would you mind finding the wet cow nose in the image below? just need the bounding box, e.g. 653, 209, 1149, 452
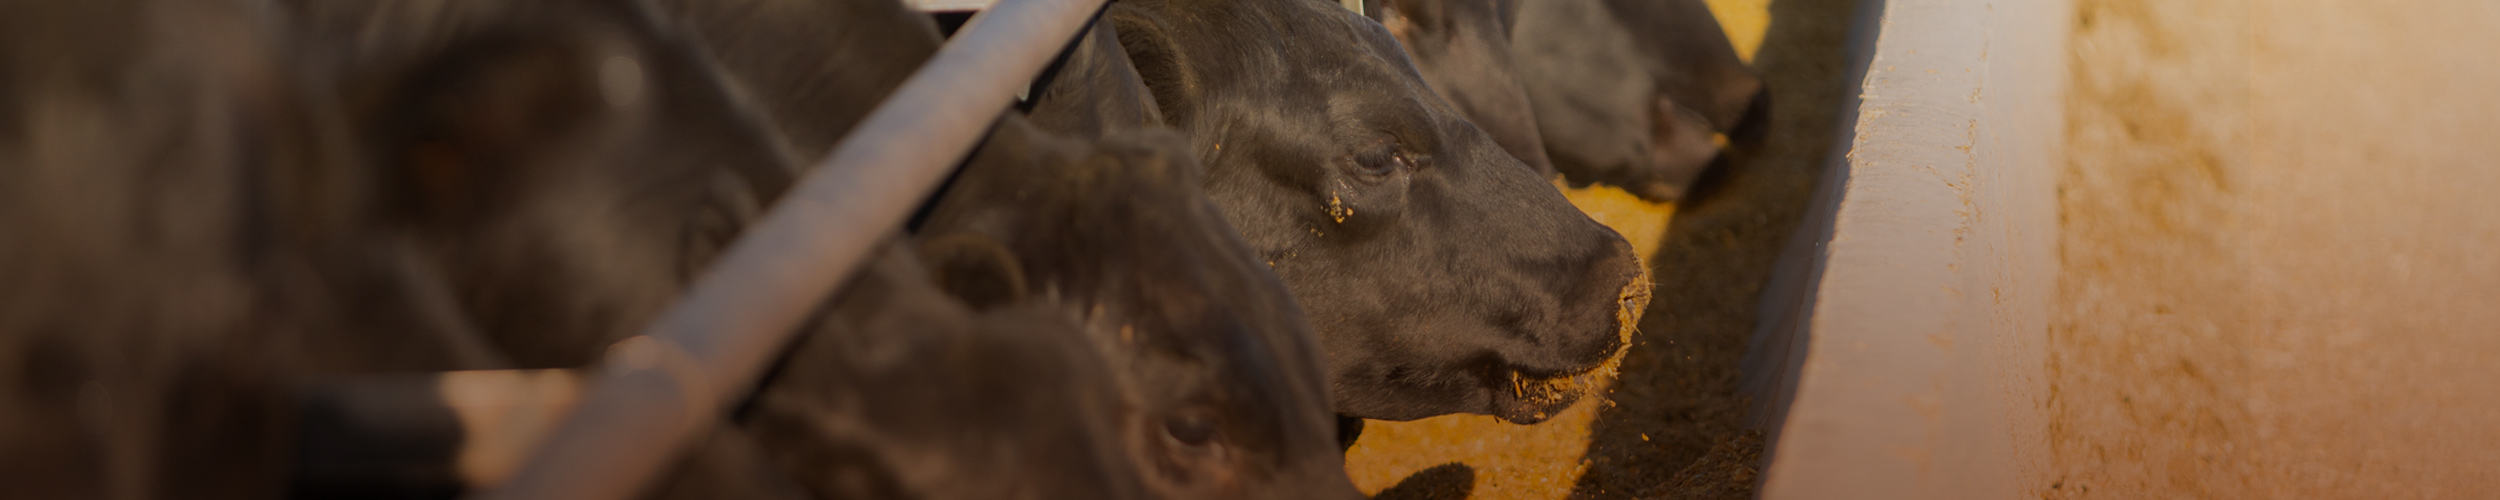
1523, 228, 1646, 375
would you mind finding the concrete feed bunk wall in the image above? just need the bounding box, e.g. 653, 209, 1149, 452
1752, 0, 2069, 498
1761, 1, 2500, 497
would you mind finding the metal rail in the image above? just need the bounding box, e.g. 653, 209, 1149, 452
464, 0, 1107, 497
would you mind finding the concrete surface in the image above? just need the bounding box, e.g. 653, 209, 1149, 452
1753, 0, 2070, 498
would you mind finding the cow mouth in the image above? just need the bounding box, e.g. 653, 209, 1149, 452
1491, 266, 1651, 424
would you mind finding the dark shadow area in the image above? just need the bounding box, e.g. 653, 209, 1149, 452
1372, 463, 1477, 500
1566, 0, 1864, 498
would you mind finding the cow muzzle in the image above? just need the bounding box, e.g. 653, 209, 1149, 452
1491, 263, 1649, 424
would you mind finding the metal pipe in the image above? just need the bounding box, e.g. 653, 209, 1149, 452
464, 0, 1108, 497
296, 370, 585, 495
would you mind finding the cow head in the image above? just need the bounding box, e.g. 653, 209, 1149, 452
294, 0, 801, 368
654, 1, 1358, 497
1363, 0, 1554, 176
730, 244, 1158, 500
1023, 17, 1169, 136
1102, 0, 1649, 424
918, 120, 1361, 499
1510, 0, 1764, 202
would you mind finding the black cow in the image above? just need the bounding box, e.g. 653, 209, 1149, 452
281, 0, 804, 370
1360, 0, 1554, 175
0, 1, 1185, 499
0, 1, 314, 497
1089, 0, 1651, 424
664, 242, 1161, 500
280, 0, 1269, 498
1509, 0, 1764, 201
0, 0, 790, 495
271, 2, 823, 495
916, 120, 1361, 499
659, 0, 1359, 497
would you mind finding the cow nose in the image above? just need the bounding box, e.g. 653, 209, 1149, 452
1488, 232, 1645, 423
1497, 232, 1642, 399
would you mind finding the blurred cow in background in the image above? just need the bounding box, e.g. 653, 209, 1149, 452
1510, 0, 1765, 201
2, 0, 1313, 498
1359, 0, 1765, 202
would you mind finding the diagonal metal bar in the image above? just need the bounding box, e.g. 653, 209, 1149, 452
464, 0, 1107, 498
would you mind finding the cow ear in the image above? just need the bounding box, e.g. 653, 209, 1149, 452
1097, 127, 1206, 188
1107, 6, 1192, 125
1375, 0, 1446, 45
1488, 0, 1524, 37
915, 233, 1029, 311
383, 26, 648, 219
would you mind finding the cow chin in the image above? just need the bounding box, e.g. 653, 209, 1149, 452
1486, 264, 1649, 424
1490, 366, 1603, 424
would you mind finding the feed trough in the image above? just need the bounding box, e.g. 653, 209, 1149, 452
1745, 0, 2068, 497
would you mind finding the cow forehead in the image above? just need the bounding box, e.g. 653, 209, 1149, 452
1184, 9, 1461, 140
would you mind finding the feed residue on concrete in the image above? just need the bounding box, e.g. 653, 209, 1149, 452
2049, 0, 2500, 497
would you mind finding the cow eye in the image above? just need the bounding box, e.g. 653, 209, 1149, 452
1162, 412, 1219, 446
1351, 144, 1411, 176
